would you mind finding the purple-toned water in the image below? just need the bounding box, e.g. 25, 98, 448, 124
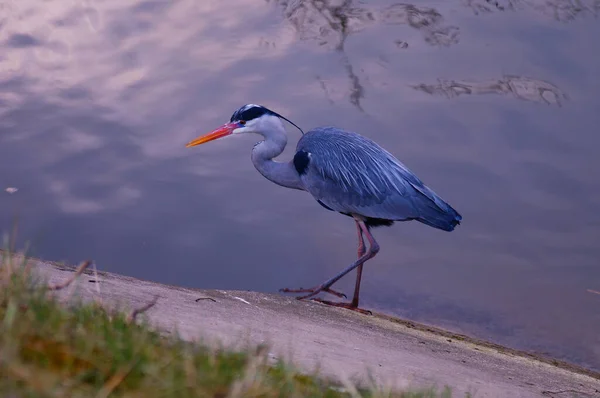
1, 0, 599, 371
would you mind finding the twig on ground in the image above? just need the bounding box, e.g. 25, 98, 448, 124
541, 389, 588, 396
47, 261, 92, 291
587, 289, 600, 295
195, 297, 216, 302
127, 295, 159, 323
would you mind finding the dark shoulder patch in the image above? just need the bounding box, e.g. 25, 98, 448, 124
293, 150, 310, 175
230, 104, 273, 122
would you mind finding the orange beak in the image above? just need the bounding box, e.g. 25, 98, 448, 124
185, 122, 239, 148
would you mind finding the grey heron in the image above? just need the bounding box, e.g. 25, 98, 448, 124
186, 104, 462, 314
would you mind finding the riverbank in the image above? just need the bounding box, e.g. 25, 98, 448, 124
2, 250, 599, 397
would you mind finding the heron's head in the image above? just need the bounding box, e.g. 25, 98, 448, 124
185, 104, 303, 148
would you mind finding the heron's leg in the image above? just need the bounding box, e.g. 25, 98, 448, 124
297, 219, 379, 301
310, 298, 372, 315
308, 222, 367, 312
351, 221, 367, 307
280, 224, 365, 300
279, 286, 346, 299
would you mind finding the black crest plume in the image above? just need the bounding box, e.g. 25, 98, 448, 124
230, 104, 304, 135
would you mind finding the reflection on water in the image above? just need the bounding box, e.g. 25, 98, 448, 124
272, 0, 367, 109
274, 1, 460, 48
412, 75, 568, 106
465, 0, 599, 21
271, 0, 460, 109
1, 0, 600, 371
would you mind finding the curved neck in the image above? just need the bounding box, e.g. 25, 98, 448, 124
251, 122, 304, 191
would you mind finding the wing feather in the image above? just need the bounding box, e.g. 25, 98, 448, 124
296, 127, 461, 230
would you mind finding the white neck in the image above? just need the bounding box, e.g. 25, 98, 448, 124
250, 117, 304, 191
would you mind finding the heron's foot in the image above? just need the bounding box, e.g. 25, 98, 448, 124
311, 298, 372, 315
279, 286, 346, 299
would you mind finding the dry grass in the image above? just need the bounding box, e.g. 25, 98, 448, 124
0, 247, 457, 398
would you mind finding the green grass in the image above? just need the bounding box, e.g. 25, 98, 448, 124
0, 248, 455, 398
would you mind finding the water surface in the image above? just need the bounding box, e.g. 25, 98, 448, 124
1, 0, 599, 370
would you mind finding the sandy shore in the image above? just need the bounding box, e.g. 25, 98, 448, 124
4, 251, 599, 397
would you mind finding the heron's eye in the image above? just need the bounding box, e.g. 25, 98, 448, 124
239, 120, 246, 125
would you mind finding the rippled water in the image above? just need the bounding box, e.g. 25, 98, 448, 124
1, 0, 599, 370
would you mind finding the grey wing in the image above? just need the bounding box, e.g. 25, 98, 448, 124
296, 127, 461, 231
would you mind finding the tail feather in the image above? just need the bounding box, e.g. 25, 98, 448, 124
417, 205, 462, 232
406, 182, 462, 232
